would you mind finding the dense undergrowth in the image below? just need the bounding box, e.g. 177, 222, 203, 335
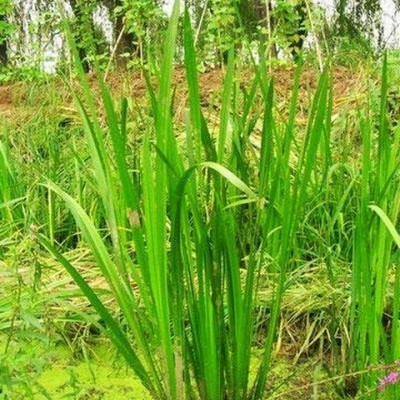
1, 6, 400, 400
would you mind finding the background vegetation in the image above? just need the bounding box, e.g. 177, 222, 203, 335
0, 0, 395, 79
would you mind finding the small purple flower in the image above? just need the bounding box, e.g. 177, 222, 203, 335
378, 372, 400, 392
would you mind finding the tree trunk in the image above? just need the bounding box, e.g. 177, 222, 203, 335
0, 14, 8, 66
0, 41, 7, 66
0, 6, 9, 66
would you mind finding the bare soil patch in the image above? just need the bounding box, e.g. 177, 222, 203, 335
0, 65, 368, 119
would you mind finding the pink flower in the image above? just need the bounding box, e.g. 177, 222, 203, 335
378, 372, 400, 392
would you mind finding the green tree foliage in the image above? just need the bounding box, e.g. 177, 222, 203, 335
272, 0, 308, 59
237, 0, 266, 39
102, 0, 137, 65
203, 0, 247, 65
69, 0, 105, 72
114, 0, 165, 66
334, 0, 381, 52
0, 0, 389, 74
208, 0, 239, 48
201, 0, 309, 65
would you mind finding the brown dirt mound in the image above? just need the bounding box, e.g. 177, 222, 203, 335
0, 65, 369, 119
101, 65, 366, 108
0, 84, 14, 113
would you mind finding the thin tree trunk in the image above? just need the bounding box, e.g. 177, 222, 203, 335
0, 41, 7, 65
0, 14, 8, 65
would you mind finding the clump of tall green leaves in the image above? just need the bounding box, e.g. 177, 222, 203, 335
36, 4, 400, 400
348, 55, 400, 398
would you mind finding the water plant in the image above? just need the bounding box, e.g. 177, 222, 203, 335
38, 3, 334, 398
